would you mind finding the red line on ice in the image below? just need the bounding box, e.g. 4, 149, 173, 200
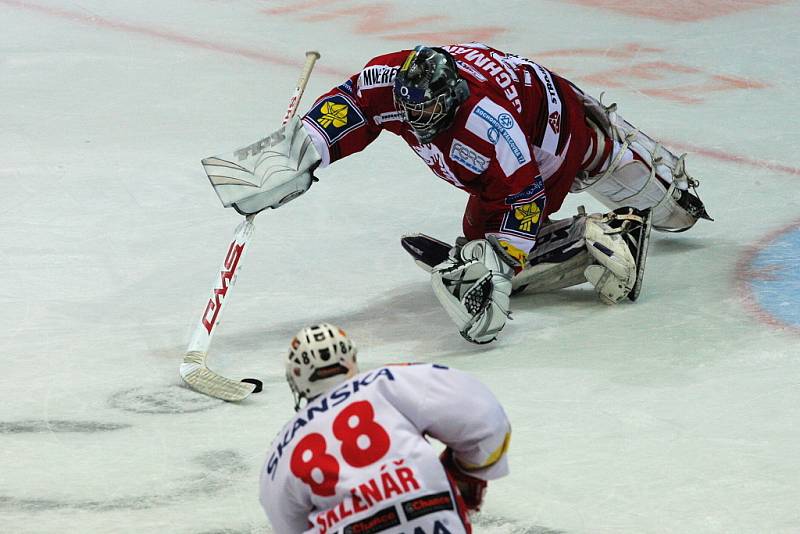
665, 140, 800, 177
4, 1, 799, 179
0, 0, 349, 78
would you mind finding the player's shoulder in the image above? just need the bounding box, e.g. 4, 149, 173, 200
353, 50, 410, 97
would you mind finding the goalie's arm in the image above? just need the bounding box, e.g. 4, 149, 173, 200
202, 65, 390, 215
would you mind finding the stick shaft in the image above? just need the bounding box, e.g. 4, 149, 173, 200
181, 52, 321, 399
282, 51, 320, 125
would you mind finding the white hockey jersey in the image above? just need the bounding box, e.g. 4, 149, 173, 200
259, 363, 511, 534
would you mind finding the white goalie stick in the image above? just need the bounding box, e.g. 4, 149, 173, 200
180, 51, 321, 401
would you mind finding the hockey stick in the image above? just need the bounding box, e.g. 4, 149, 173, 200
180, 51, 321, 401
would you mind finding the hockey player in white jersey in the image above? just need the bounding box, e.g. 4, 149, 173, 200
260, 324, 511, 534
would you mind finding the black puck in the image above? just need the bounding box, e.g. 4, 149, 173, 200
241, 378, 263, 393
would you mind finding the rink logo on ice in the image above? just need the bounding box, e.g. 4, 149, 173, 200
739, 221, 800, 332
450, 139, 489, 174
306, 94, 366, 145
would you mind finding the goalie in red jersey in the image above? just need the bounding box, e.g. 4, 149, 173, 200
202, 43, 711, 344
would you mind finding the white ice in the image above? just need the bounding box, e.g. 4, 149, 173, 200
2, 1, 799, 533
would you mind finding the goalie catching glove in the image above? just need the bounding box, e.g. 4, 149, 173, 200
201, 115, 321, 215
431, 238, 514, 344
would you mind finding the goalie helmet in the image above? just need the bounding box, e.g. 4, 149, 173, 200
285, 323, 358, 411
393, 46, 469, 143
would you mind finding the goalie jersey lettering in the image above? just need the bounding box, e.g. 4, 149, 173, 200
301, 43, 592, 258
259, 364, 510, 534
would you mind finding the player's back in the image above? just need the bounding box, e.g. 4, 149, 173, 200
260, 363, 478, 534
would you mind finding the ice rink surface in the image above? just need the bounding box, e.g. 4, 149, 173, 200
2, 1, 799, 532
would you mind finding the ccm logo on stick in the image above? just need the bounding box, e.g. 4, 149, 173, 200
202, 240, 245, 333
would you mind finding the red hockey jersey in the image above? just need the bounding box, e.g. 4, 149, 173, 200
301, 43, 592, 261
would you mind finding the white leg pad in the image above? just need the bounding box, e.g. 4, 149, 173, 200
583, 217, 637, 304
574, 94, 708, 231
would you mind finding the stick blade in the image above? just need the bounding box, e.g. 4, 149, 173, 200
180, 351, 256, 402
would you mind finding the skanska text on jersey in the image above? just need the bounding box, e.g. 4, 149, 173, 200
267, 368, 396, 478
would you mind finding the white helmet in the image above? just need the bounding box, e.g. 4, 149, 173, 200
285, 323, 358, 411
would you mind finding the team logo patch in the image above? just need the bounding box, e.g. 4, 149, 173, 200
548, 111, 561, 133
501, 196, 546, 239
306, 94, 366, 145
317, 101, 349, 128
505, 176, 544, 205
450, 139, 490, 174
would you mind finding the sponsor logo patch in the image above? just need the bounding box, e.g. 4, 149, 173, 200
343, 505, 401, 534
358, 65, 399, 90
450, 139, 490, 174
501, 196, 546, 239
505, 176, 544, 205
306, 94, 366, 145
548, 111, 561, 133
373, 111, 405, 125
474, 106, 526, 164
402, 491, 454, 521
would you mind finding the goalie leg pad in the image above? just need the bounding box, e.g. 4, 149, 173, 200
583, 208, 651, 304
574, 94, 711, 231
432, 240, 513, 344
512, 215, 592, 294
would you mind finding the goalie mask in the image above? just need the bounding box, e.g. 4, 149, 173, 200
393, 46, 469, 143
285, 323, 358, 411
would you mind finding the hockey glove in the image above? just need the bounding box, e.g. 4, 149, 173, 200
431, 239, 513, 344
201, 115, 321, 215
440, 447, 488, 511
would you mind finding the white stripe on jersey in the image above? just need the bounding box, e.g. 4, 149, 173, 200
465, 97, 532, 177
530, 63, 563, 156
